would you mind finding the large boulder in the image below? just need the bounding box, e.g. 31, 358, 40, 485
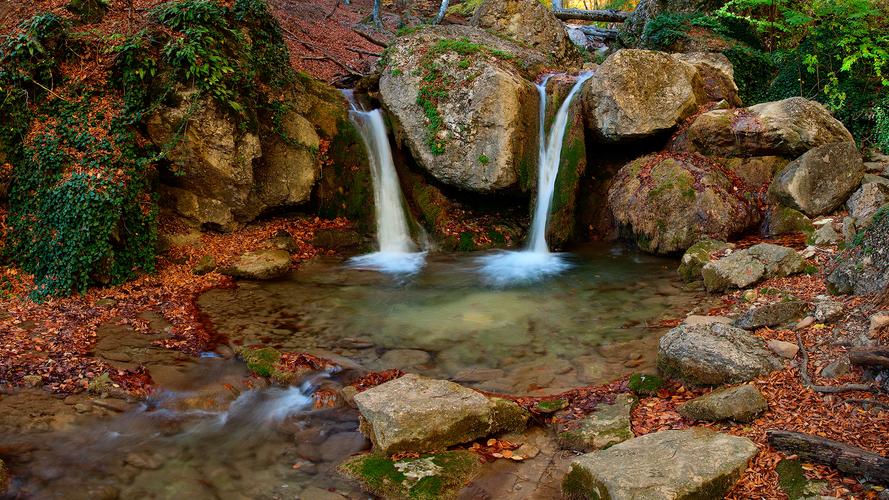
672, 52, 741, 106
353, 374, 528, 455
582, 49, 707, 142
380, 26, 544, 193
769, 141, 865, 217
562, 428, 758, 500
148, 91, 263, 231
677, 97, 854, 158
827, 207, 889, 296
678, 384, 768, 422
657, 322, 782, 386
471, 0, 581, 68
251, 109, 320, 212
607, 153, 760, 254
701, 243, 805, 292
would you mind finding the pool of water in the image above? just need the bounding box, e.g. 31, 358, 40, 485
0, 243, 710, 499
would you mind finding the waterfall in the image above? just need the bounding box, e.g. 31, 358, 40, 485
343, 91, 426, 274
478, 72, 593, 286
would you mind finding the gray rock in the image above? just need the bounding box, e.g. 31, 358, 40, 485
562, 428, 758, 499
658, 322, 782, 386
842, 216, 857, 245
679, 97, 854, 158
769, 142, 865, 217
863, 173, 889, 187
683, 315, 732, 326
762, 205, 815, 237
734, 301, 810, 330
556, 394, 637, 452
847, 182, 889, 224
813, 224, 841, 246
678, 239, 733, 282
767, 339, 799, 359
814, 299, 844, 323
219, 248, 291, 280
821, 356, 851, 379
678, 384, 768, 422
353, 374, 528, 454
747, 243, 807, 277
583, 49, 706, 142
703, 244, 805, 292
672, 52, 741, 106
826, 208, 889, 296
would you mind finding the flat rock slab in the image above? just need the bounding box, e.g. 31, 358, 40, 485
556, 394, 637, 452
733, 301, 811, 330
658, 322, 782, 386
354, 374, 528, 455
678, 384, 768, 422
220, 248, 291, 280
562, 428, 759, 500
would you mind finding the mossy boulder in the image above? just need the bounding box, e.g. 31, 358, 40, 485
556, 394, 637, 452
339, 451, 481, 500
354, 374, 528, 455
562, 428, 758, 500
701, 243, 805, 292
678, 239, 733, 282
607, 154, 759, 254
762, 205, 814, 237
237, 346, 282, 377
678, 384, 768, 422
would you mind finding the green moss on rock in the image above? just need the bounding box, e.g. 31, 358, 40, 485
678, 239, 732, 282
628, 373, 664, 395
777, 459, 827, 499
490, 397, 530, 433
237, 346, 281, 377
339, 451, 482, 500
535, 399, 569, 414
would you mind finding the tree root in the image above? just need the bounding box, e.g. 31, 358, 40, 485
795, 331, 876, 394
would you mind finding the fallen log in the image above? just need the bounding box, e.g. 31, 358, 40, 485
573, 25, 620, 40
849, 346, 889, 369
767, 430, 889, 484
553, 8, 629, 23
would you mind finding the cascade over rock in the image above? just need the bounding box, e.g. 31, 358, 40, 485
581, 49, 707, 142
607, 153, 760, 254
379, 26, 544, 193
676, 97, 854, 158
471, 0, 582, 68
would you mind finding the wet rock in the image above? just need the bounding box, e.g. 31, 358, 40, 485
339, 450, 481, 499
192, 255, 216, 275
678, 384, 768, 422
311, 228, 362, 250
299, 486, 348, 500
123, 452, 164, 470
678, 239, 733, 282
378, 349, 432, 369
471, 0, 581, 67
762, 205, 815, 237
556, 394, 637, 452
562, 428, 758, 499
767, 339, 799, 359
608, 154, 759, 254
320, 432, 371, 462
812, 224, 841, 246
846, 182, 889, 224
733, 301, 810, 330
702, 243, 805, 292
354, 374, 528, 454
452, 368, 505, 384
535, 399, 569, 414
220, 249, 291, 280
821, 356, 851, 379
679, 97, 854, 158
583, 49, 706, 142
658, 322, 782, 386
769, 142, 865, 217
814, 299, 844, 323
826, 207, 889, 296
379, 25, 543, 192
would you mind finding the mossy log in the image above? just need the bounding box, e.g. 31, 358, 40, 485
767, 430, 889, 484
553, 8, 629, 22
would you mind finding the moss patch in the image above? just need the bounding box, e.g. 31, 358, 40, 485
535, 399, 568, 413
339, 451, 482, 500
237, 346, 281, 377
562, 463, 603, 500
777, 459, 827, 499
628, 373, 664, 395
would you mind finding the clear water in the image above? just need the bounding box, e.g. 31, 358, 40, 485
479, 73, 593, 286
0, 244, 709, 498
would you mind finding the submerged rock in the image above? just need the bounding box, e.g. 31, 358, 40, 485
471, 0, 581, 67
556, 394, 637, 452
562, 428, 758, 499
733, 301, 810, 330
678, 239, 733, 282
582, 49, 706, 142
769, 142, 865, 217
658, 322, 782, 386
678, 97, 854, 158
608, 154, 759, 254
678, 384, 768, 422
339, 451, 481, 500
702, 243, 805, 292
379, 25, 543, 193
354, 374, 528, 455
220, 248, 291, 280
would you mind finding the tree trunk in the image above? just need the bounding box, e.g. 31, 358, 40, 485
767, 430, 889, 484
552, 8, 629, 22
849, 346, 889, 369
574, 25, 619, 40
372, 0, 383, 30
433, 0, 449, 24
